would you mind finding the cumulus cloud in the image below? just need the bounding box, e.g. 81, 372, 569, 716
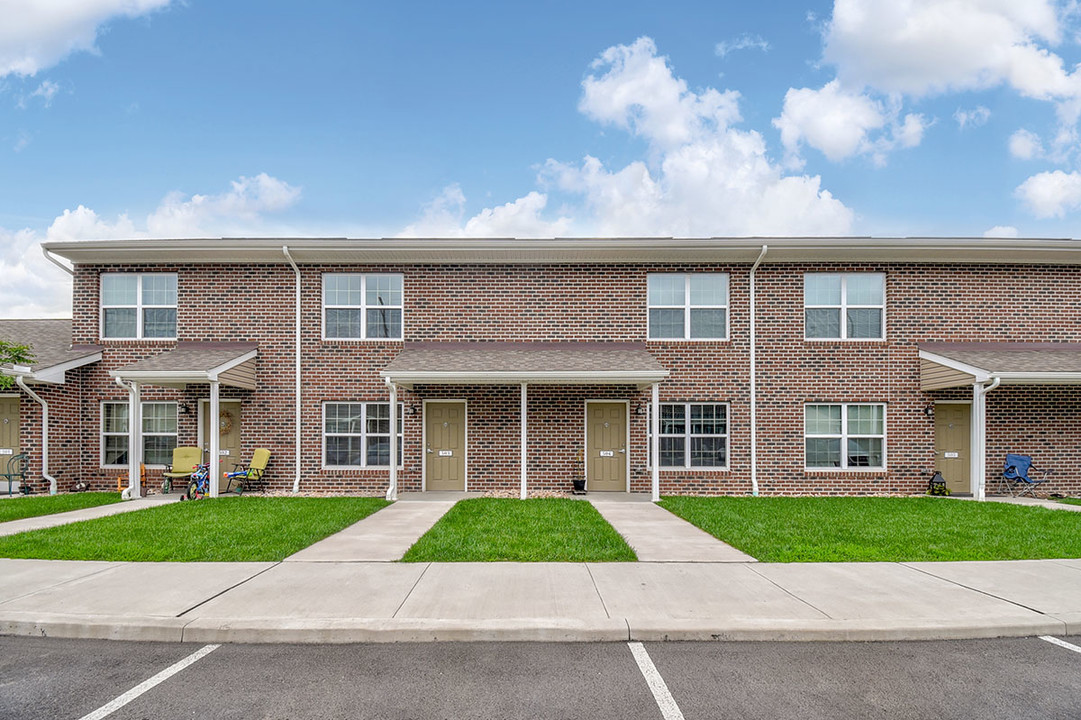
1015, 170, 1081, 218
983, 225, 1019, 238
715, 34, 770, 58
0, 0, 173, 78
403, 38, 854, 238
954, 106, 991, 129
1009, 128, 1044, 159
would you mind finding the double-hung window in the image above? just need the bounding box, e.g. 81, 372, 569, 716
651, 403, 729, 469
648, 273, 728, 340
323, 274, 403, 340
804, 273, 884, 340
805, 403, 885, 470
101, 402, 178, 467
101, 273, 177, 339
324, 402, 403, 467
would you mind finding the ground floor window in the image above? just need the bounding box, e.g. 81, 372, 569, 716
101, 401, 178, 467
324, 402, 403, 467
805, 403, 886, 470
651, 402, 729, 469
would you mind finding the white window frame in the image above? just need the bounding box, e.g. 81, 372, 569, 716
647, 273, 729, 341
804, 402, 887, 471
322, 273, 404, 341
648, 402, 730, 470
100, 401, 178, 468
322, 402, 404, 469
803, 273, 885, 341
100, 273, 178, 340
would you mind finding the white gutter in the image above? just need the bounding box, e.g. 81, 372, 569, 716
283, 246, 302, 493
41, 247, 74, 276
972, 376, 1002, 501
13, 373, 57, 495
749, 244, 767, 497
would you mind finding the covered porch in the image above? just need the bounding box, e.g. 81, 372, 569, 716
110, 342, 258, 498
380, 342, 669, 500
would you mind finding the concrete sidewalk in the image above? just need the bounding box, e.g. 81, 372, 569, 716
0, 494, 179, 538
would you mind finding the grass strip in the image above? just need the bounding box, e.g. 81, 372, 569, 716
0, 496, 390, 562
402, 498, 636, 562
658, 496, 1081, 563
0, 492, 122, 524
1058, 498, 1081, 507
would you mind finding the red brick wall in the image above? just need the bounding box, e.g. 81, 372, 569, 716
49, 260, 1081, 496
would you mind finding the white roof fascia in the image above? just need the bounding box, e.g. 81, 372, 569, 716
206, 349, 259, 382
992, 372, 1081, 384
381, 369, 669, 390
918, 350, 992, 383
1, 352, 101, 385
109, 369, 210, 384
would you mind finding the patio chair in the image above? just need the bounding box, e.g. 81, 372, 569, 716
162, 447, 203, 494
224, 448, 271, 494
2, 453, 29, 496
1000, 453, 1051, 498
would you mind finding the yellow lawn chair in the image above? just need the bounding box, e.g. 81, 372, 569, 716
224, 448, 271, 494
162, 447, 203, 494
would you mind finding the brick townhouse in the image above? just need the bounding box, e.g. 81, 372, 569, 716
2, 236, 1080, 501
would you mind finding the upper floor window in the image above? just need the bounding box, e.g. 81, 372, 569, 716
804, 273, 884, 340
101, 273, 177, 339
648, 273, 728, 340
805, 403, 885, 470
323, 274, 403, 340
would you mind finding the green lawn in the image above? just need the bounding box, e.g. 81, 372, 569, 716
0, 497, 390, 562
0, 492, 122, 524
1059, 498, 1081, 507
402, 498, 636, 562
659, 496, 1081, 562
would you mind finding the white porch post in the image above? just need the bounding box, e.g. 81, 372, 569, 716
651, 382, 660, 502
387, 380, 398, 501
128, 381, 141, 498
209, 380, 220, 497
520, 382, 527, 500
971, 377, 1001, 501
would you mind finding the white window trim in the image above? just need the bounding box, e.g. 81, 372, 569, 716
100, 400, 178, 468
647, 273, 729, 341
803, 272, 886, 341
804, 402, 887, 471
649, 402, 730, 471
322, 401, 404, 469
99, 273, 178, 341
321, 273, 405, 341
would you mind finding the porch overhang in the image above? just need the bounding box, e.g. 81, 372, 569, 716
919, 342, 1081, 390
109, 342, 259, 390
381, 342, 669, 390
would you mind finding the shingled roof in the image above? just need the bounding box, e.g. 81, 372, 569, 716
0, 319, 101, 378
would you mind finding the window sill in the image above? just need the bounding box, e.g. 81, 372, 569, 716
803, 467, 888, 474
803, 338, 887, 343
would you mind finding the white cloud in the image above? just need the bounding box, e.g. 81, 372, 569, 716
145, 173, 301, 237
404, 38, 854, 238
0, 0, 173, 78
1009, 128, 1044, 159
1015, 170, 1081, 218
715, 34, 770, 58
0, 226, 71, 317
983, 225, 1019, 238
30, 79, 58, 106
954, 105, 991, 129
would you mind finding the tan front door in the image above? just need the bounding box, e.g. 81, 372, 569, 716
426, 402, 465, 491
203, 400, 242, 474
0, 397, 19, 464
587, 402, 627, 492
935, 403, 971, 494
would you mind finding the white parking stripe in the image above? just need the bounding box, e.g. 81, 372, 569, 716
1040, 636, 1081, 655
78, 644, 221, 720
628, 642, 685, 720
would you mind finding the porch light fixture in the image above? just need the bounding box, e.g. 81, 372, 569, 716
923, 405, 934, 418
408, 403, 418, 415
180, 403, 192, 415
634, 401, 645, 415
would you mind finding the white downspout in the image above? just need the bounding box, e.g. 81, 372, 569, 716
283, 246, 302, 494
115, 376, 141, 499
41, 247, 74, 276
972, 376, 1001, 501
14, 375, 57, 495
749, 244, 768, 497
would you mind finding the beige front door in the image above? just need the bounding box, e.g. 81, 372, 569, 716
587, 402, 627, 492
202, 400, 242, 472
935, 403, 971, 494
426, 402, 465, 491
0, 397, 19, 463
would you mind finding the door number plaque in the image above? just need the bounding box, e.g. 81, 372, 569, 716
944, 452, 959, 458
600, 450, 614, 457
438, 450, 453, 457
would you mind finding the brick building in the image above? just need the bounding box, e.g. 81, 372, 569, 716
4, 236, 1080, 500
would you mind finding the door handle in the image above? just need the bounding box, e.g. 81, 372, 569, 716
426, 444, 433, 454
618, 448, 626, 454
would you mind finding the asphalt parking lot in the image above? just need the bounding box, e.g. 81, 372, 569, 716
2, 636, 1080, 719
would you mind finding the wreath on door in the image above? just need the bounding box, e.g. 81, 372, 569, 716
218, 410, 234, 435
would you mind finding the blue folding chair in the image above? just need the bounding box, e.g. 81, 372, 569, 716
1001, 453, 1051, 498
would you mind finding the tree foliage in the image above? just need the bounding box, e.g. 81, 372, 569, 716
0, 340, 35, 390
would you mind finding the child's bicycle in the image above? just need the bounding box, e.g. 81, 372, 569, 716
181, 462, 211, 501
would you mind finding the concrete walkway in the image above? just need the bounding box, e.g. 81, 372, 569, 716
588, 496, 755, 562
0, 494, 179, 537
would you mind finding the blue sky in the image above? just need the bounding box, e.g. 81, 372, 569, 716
2, 1, 1081, 315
